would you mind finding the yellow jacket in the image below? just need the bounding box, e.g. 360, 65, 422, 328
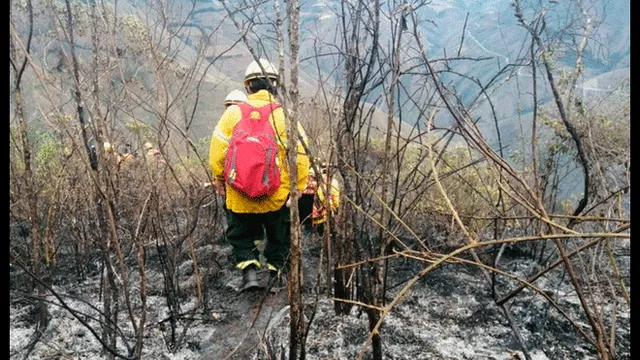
209, 90, 310, 213
313, 176, 341, 225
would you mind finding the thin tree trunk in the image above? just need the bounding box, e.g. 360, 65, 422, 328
286, 0, 305, 358
63, 1, 120, 356
10, 0, 50, 335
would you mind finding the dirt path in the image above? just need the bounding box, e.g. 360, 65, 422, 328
202, 270, 291, 359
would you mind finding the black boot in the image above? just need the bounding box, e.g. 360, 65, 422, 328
240, 265, 260, 292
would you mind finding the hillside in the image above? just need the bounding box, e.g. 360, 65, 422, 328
11, 0, 630, 148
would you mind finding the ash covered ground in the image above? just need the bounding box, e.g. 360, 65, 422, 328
10, 236, 630, 360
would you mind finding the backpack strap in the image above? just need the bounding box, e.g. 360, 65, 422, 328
237, 102, 255, 120
235, 103, 281, 122
255, 103, 281, 120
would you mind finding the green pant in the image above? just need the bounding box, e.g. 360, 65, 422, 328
226, 205, 291, 273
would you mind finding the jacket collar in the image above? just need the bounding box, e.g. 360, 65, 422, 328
248, 89, 277, 103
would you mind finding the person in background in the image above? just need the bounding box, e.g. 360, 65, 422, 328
305, 160, 341, 235
223, 89, 248, 108
209, 89, 250, 246
102, 141, 120, 164
299, 157, 326, 233
203, 90, 249, 190
117, 144, 135, 165
104, 141, 115, 156
298, 167, 316, 232
144, 142, 166, 165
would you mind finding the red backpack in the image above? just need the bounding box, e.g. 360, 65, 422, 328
224, 103, 282, 198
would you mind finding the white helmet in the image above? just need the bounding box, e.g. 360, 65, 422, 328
244, 58, 279, 83
223, 89, 248, 106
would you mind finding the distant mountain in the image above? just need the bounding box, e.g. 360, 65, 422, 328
13, 0, 629, 145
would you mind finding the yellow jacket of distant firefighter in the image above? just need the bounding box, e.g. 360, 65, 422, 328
312, 173, 341, 225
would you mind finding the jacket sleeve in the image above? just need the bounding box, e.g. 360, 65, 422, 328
209, 107, 239, 182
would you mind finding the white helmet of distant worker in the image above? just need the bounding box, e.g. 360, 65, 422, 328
223, 89, 248, 107
244, 58, 279, 84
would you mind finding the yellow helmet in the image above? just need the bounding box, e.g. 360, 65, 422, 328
103, 142, 113, 152
223, 89, 248, 107
144, 142, 153, 150
244, 58, 279, 83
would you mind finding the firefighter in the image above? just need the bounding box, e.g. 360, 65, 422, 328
208, 58, 310, 293
308, 161, 341, 235
144, 142, 166, 165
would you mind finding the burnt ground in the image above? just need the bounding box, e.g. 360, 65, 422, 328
10, 234, 631, 360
